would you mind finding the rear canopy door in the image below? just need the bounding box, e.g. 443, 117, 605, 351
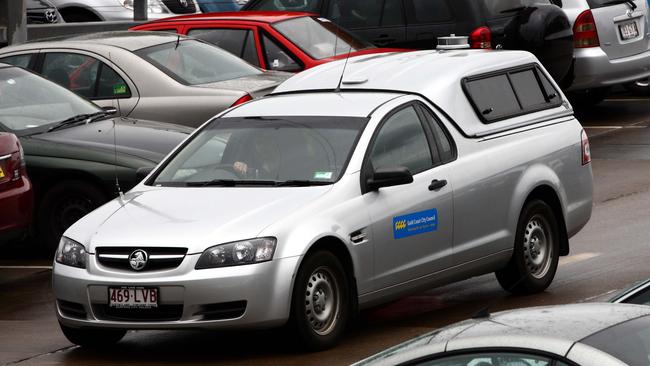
589, 0, 649, 59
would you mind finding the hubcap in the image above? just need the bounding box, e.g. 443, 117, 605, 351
523, 215, 553, 279
304, 267, 340, 336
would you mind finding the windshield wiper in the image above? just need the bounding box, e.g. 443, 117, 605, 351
600, 0, 637, 10
47, 111, 110, 132
275, 180, 332, 187
185, 179, 279, 187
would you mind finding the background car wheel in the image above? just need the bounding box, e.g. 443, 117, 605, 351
37, 181, 106, 253
289, 251, 350, 351
60, 323, 126, 347
496, 199, 560, 294
568, 87, 611, 107
59, 8, 101, 22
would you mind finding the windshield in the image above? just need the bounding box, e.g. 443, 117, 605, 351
587, 0, 638, 8
582, 315, 650, 366
483, 0, 552, 16
250, 0, 323, 12
273, 17, 374, 60
0, 67, 101, 135
152, 116, 368, 186
134, 39, 262, 85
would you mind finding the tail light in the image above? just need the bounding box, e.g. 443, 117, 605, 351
230, 93, 253, 108
470, 26, 492, 49
0, 144, 25, 185
581, 129, 591, 165
574, 10, 600, 48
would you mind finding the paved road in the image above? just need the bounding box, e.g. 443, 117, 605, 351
2, 98, 650, 365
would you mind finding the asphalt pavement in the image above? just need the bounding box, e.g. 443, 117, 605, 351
2, 97, 650, 365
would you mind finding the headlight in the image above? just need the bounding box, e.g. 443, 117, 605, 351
55, 237, 87, 269
195, 238, 276, 269
117, 0, 168, 13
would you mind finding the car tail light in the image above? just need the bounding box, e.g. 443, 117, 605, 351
574, 10, 600, 48
230, 94, 253, 108
470, 26, 492, 49
581, 129, 591, 165
0, 147, 24, 184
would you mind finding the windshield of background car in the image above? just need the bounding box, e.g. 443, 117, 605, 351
134, 39, 262, 85
582, 315, 650, 366
0, 67, 100, 135
151, 116, 368, 186
586, 0, 638, 8
484, 0, 552, 16
251, 0, 323, 12
273, 16, 374, 60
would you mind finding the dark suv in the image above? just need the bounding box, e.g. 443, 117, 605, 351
243, 0, 574, 84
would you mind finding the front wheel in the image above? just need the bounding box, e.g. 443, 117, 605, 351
59, 323, 126, 348
289, 251, 351, 351
496, 200, 560, 294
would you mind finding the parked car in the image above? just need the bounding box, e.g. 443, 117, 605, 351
558, 0, 650, 103
0, 133, 33, 244
0, 31, 289, 128
27, 0, 64, 24
48, 0, 201, 22
53, 48, 592, 351
196, 0, 247, 12
243, 0, 574, 83
354, 303, 650, 366
131, 12, 405, 72
0, 63, 191, 251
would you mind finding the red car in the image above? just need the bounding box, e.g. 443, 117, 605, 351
0, 133, 32, 243
131, 11, 405, 72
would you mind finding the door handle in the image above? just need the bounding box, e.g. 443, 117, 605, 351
429, 179, 448, 191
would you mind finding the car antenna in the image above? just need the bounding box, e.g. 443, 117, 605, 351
108, 52, 125, 203
175, 34, 181, 50
335, 45, 353, 93
472, 274, 530, 319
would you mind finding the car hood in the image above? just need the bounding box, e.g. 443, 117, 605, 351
84, 185, 332, 254
30, 118, 191, 164
195, 71, 290, 98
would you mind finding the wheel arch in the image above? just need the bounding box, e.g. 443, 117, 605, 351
523, 185, 570, 256
32, 168, 112, 205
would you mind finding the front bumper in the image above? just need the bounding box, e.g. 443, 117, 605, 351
53, 253, 300, 330
569, 47, 650, 91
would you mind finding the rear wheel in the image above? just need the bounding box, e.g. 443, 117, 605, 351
60, 8, 101, 22
496, 200, 560, 294
289, 251, 350, 351
59, 323, 126, 348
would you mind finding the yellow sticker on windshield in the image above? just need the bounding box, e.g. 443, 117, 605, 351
0, 167, 4, 179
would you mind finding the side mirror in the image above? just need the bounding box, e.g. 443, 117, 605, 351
550, 0, 562, 7
102, 106, 118, 115
366, 166, 413, 191
136, 166, 154, 181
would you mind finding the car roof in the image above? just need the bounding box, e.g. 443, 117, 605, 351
223, 92, 405, 119
144, 11, 313, 24
357, 303, 650, 365
274, 49, 571, 137
13, 31, 187, 52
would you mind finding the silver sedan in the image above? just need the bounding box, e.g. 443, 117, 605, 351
0, 31, 289, 128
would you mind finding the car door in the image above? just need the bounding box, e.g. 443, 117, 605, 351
36, 51, 138, 116
326, 0, 407, 47
362, 102, 454, 291
186, 26, 263, 67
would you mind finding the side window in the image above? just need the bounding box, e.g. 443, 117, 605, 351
417, 352, 552, 366
97, 64, 131, 99
328, 0, 382, 29
188, 28, 260, 66
464, 66, 561, 123
419, 106, 455, 164
0, 54, 33, 69
382, 0, 405, 27
261, 33, 301, 72
370, 106, 433, 175
405, 0, 454, 24
42, 53, 99, 98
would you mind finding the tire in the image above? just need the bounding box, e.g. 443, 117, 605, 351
60, 8, 101, 22
37, 181, 107, 253
60, 322, 126, 348
289, 251, 351, 351
496, 200, 560, 295
568, 87, 610, 107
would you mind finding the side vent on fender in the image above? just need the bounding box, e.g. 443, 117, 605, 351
350, 229, 367, 244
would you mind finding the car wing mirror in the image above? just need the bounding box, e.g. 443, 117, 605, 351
136, 166, 154, 181
367, 166, 413, 191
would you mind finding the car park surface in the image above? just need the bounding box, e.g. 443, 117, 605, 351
242, 0, 575, 83
131, 12, 406, 72
0, 132, 33, 244
0, 31, 290, 128
0, 63, 191, 251
52, 49, 592, 351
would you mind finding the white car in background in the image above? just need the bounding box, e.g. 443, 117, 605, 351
49, 0, 201, 22
560, 0, 650, 103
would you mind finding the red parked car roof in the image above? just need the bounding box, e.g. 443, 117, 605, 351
141, 11, 314, 25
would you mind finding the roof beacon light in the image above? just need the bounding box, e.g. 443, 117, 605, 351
437, 34, 470, 50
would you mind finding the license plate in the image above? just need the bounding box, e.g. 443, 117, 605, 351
109, 287, 158, 308
619, 21, 639, 40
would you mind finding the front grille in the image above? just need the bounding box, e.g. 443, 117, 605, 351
161, 0, 197, 14
194, 301, 247, 320
93, 304, 183, 321
58, 300, 87, 319
96, 247, 187, 272
27, 9, 58, 24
